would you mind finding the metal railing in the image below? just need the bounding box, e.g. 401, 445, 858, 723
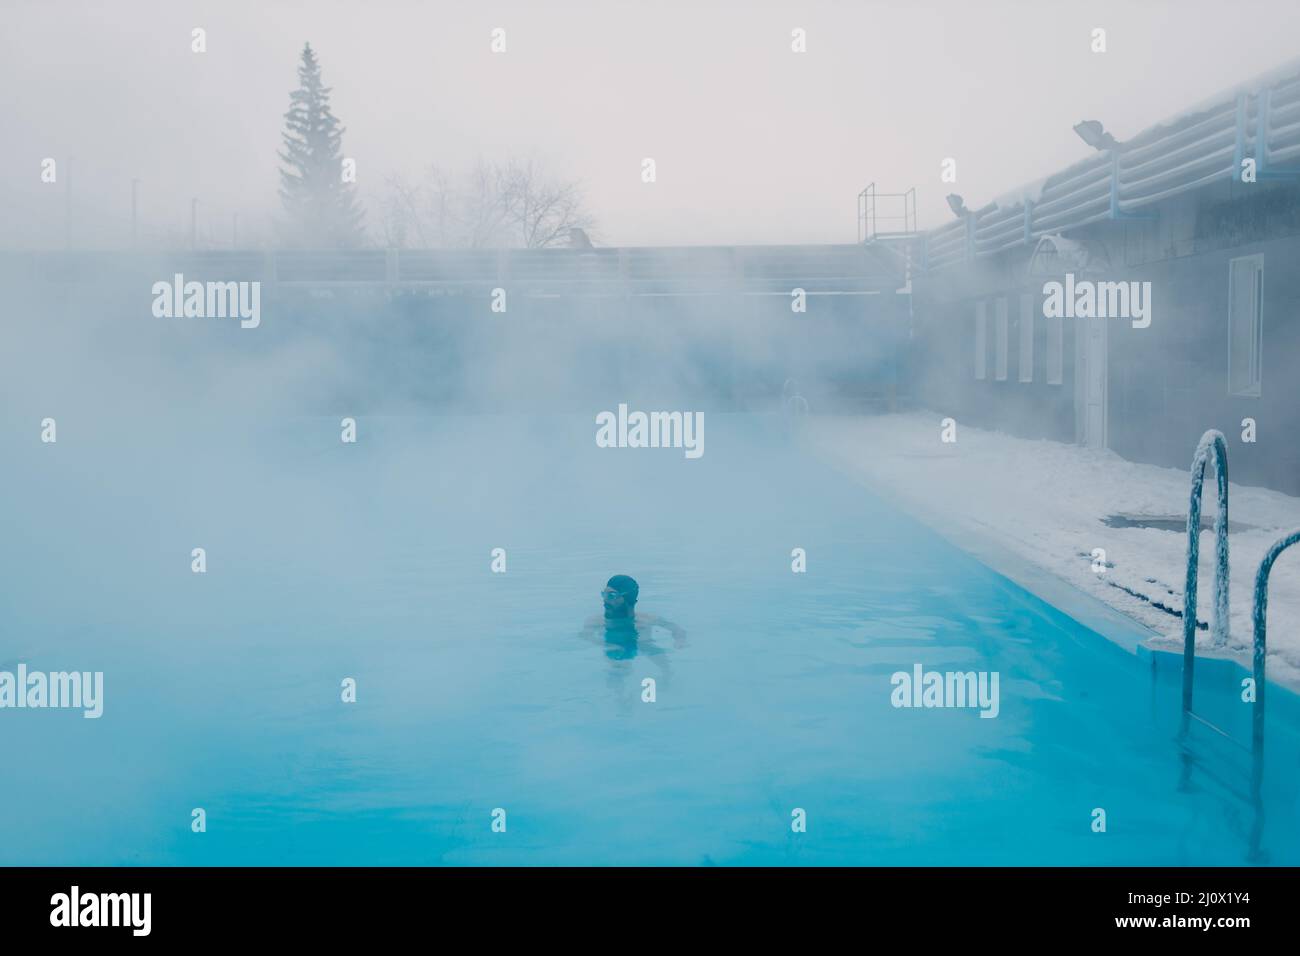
1176, 431, 1298, 853
1250, 530, 1300, 778
923, 64, 1300, 270
1181, 430, 1230, 730
858, 184, 917, 242
12, 244, 904, 296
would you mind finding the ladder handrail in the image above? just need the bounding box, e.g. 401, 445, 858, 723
1182, 430, 1230, 720
1251, 530, 1300, 766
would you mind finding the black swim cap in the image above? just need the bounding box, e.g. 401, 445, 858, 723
606, 574, 639, 601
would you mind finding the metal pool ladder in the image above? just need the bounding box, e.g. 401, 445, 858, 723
1181, 427, 1298, 787
1249, 529, 1300, 788
1181, 430, 1230, 737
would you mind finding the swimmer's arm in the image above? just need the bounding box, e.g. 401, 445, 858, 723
578, 616, 605, 644
642, 613, 687, 646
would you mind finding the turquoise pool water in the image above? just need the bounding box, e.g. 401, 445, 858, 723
2, 413, 1297, 865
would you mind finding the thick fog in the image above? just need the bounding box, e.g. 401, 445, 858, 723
3, 1, 1299, 422
8, 1, 1300, 881
3, 0, 1300, 248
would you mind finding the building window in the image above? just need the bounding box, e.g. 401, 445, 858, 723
1228, 254, 1263, 397
1018, 293, 1034, 383
1045, 306, 1064, 386
974, 300, 987, 380
995, 296, 1009, 381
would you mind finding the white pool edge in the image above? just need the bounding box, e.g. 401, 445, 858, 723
811, 443, 1263, 670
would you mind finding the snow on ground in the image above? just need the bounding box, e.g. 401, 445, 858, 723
802, 411, 1300, 691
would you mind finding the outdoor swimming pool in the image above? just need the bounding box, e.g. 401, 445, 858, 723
2, 412, 1297, 865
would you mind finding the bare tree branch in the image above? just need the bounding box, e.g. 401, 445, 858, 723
378, 154, 597, 249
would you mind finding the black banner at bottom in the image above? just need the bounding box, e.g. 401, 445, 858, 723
0, 867, 1287, 941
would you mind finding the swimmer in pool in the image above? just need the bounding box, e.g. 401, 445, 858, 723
581, 574, 686, 658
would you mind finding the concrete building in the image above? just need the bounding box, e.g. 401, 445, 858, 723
905, 57, 1300, 494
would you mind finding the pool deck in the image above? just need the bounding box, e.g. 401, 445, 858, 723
802, 411, 1300, 692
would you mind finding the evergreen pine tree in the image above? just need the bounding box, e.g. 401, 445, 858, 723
277, 43, 364, 246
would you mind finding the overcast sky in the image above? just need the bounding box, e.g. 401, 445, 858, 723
3, 0, 1298, 248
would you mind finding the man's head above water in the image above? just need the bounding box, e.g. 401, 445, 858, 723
583, 574, 685, 649
602, 574, 639, 619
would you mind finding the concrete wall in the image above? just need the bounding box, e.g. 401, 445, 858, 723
1108, 227, 1300, 495
910, 246, 1080, 443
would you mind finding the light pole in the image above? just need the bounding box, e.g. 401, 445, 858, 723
64, 156, 74, 249
131, 178, 140, 247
